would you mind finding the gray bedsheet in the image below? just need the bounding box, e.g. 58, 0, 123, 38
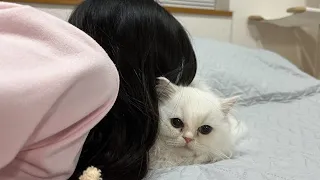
146, 38, 320, 180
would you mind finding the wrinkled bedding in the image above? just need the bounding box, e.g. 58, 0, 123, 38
146, 38, 320, 180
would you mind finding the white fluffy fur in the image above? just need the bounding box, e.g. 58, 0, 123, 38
149, 78, 247, 169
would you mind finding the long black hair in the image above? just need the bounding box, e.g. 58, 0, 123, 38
68, 0, 197, 179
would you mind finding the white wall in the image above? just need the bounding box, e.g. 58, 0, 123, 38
229, 0, 320, 78
174, 14, 232, 41
230, 0, 305, 47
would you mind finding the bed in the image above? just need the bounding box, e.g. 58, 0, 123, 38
146, 38, 320, 180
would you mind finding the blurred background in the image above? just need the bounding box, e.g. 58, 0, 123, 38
8, 0, 320, 78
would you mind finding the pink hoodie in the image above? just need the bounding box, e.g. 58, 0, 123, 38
0, 2, 119, 179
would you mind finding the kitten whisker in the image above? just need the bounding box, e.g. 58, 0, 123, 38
208, 146, 232, 159
194, 143, 231, 162
165, 139, 182, 147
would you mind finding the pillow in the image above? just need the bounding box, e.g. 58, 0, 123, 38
192, 37, 320, 106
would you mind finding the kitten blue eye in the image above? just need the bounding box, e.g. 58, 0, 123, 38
198, 125, 213, 135
170, 118, 184, 128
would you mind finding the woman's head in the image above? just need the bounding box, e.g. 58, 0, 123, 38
68, 0, 196, 179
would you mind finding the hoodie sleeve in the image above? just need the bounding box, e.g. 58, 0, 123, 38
0, 2, 119, 180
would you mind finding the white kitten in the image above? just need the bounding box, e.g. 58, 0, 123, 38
149, 77, 247, 169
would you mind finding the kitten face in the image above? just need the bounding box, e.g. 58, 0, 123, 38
156, 77, 237, 161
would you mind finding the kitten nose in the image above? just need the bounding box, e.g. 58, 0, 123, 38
183, 137, 193, 143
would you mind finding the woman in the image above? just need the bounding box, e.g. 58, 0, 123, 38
68, 0, 197, 179
0, 0, 196, 179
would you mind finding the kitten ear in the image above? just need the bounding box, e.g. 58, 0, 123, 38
220, 96, 239, 115
156, 77, 177, 102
